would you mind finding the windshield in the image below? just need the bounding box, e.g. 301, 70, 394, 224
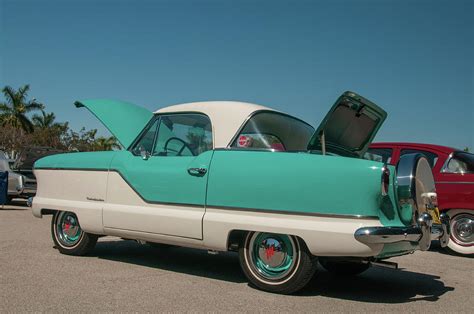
231, 111, 314, 151
443, 151, 474, 174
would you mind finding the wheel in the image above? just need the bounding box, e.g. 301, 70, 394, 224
51, 211, 98, 256
446, 210, 473, 255
238, 232, 317, 294
319, 258, 370, 276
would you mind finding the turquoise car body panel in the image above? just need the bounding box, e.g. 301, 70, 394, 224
109, 150, 213, 205
34, 151, 117, 170
75, 99, 153, 149
207, 150, 404, 226
35, 149, 406, 227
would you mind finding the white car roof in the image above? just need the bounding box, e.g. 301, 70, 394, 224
154, 101, 278, 148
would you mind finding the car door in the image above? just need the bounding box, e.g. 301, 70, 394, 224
104, 113, 214, 239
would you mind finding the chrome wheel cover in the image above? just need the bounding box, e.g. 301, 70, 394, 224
396, 154, 437, 224
247, 233, 297, 281
451, 214, 473, 246
55, 212, 83, 247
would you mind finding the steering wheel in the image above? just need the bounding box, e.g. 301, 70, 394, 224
163, 137, 195, 156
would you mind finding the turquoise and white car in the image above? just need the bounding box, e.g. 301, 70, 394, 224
32, 91, 450, 294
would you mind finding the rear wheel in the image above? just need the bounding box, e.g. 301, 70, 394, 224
238, 232, 317, 294
319, 258, 370, 276
51, 211, 98, 255
446, 210, 473, 256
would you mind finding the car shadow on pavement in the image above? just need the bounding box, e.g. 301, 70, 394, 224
94, 240, 246, 283
299, 266, 454, 302
93, 239, 454, 302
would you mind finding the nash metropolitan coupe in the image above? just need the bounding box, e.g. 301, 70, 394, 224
32, 92, 450, 294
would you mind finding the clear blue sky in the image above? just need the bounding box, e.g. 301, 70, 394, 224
1, 0, 473, 150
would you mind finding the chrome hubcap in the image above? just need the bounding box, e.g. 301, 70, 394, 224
248, 233, 297, 281
451, 214, 473, 246
56, 212, 82, 247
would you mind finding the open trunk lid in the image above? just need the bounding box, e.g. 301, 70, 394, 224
75, 99, 153, 149
307, 91, 387, 158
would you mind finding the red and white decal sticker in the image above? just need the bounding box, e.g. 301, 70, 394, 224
238, 135, 252, 147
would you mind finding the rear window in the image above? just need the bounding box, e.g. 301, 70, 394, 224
443, 152, 474, 174
231, 112, 314, 151
365, 148, 393, 164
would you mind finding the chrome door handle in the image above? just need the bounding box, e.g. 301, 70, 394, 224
188, 167, 207, 176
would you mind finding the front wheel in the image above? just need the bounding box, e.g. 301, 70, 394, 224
319, 258, 370, 276
51, 211, 98, 255
239, 232, 317, 294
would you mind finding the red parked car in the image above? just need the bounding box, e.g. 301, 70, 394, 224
367, 143, 473, 256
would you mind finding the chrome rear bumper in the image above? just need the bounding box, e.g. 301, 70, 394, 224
355, 212, 450, 251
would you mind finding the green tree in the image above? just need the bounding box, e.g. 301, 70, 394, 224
92, 136, 121, 151
32, 110, 57, 129
0, 85, 43, 133
464, 147, 469, 152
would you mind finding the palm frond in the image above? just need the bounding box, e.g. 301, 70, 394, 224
18, 84, 30, 102
24, 100, 44, 112
0, 102, 12, 113
2, 86, 17, 105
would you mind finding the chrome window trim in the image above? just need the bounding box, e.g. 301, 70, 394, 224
440, 152, 454, 173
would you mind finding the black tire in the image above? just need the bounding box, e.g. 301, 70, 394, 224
238, 232, 317, 294
319, 258, 370, 276
51, 211, 98, 256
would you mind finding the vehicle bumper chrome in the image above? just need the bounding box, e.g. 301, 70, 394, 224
354, 212, 450, 251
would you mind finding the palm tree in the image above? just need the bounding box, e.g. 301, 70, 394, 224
93, 136, 121, 151
0, 85, 44, 133
32, 110, 57, 129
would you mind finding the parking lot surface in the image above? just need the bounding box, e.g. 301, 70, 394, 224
1, 202, 472, 312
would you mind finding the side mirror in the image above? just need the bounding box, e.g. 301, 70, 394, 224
140, 150, 151, 160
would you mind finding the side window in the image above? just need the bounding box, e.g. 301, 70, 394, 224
400, 149, 438, 168
153, 114, 213, 157
442, 152, 474, 174
231, 112, 314, 151
132, 118, 160, 156
365, 148, 393, 164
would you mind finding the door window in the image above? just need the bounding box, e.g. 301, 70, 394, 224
365, 148, 393, 164
153, 114, 213, 156
131, 119, 160, 156
400, 149, 438, 168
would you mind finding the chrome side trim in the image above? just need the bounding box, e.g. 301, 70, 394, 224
205, 205, 380, 220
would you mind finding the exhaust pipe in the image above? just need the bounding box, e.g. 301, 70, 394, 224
370, 260, 398, 269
